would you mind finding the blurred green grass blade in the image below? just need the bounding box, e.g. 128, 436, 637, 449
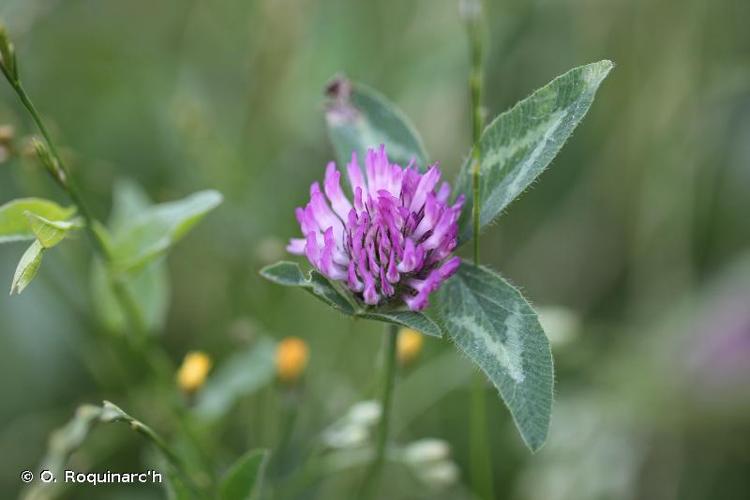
0, 198, 76, 243
392, 350, 475, 433
430, 262, 553, 452
325, 77, 429, 170
165, 469, 196, 500
110, 189, 223, 273
260, 261, 355, 315
219, 449, 269, 500
358, 310, 443, 338
25, 212, 81, 248
10, 239, 44, 295
456, 60, 613, 244
194, 338, 277, 420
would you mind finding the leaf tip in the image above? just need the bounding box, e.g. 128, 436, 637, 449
203, 189, 225, 209
258, 264, 275, 281
586, 59, 615, 86
526, 430, 549, 454
259, 260, 299, 285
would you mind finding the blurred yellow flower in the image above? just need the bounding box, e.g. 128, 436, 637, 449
176, 351, 212, 393
276, 337, 309, 383
398, 328, 424, 365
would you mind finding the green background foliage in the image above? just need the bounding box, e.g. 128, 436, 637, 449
1, 0, 749, 499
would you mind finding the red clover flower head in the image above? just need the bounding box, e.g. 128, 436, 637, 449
288, 145, 463, 311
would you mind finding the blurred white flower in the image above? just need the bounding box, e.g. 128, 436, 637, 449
346, 400, 382, 427
418, 460, 460, 489
321, 400, 382, 449
537, 306, 580, 347
516, 396, 642, 500
403, 438, 450, 465
322, 423, 368, 449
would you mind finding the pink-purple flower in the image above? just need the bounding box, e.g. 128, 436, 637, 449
287, 145, 463, 311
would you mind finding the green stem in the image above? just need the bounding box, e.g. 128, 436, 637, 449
360, 323, 399, 499
1, 30, 199, 490
272, 387, 300, 470
3, 69, 153, 345
465, 2, 496, 498
107, 404, 201, 494
11, 80, 108, 255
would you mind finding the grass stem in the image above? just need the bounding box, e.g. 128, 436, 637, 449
464, 2, 496, 498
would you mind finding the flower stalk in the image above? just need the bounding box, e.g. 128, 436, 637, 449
361, 323, 399, 499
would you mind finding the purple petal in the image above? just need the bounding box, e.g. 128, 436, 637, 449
287, 238, 306, 254
346, 152, 367, 198
309, 183, 344, 244
409, 165, 441, 213
324, 162, 353, 221
436, 182, 451, 204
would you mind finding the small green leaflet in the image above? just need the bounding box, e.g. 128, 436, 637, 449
0, 198, 76, 243
10, 239, 44, 295
260, 261, 355, 314
325, 77, 429, 171
219, 449, 269, 500
429, 262, 553, 451
2, 198, 81, 295
357, 309, 442, 338
25, 212, 82, 248
456, 60, 613, 243
260, 261, 442, 338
